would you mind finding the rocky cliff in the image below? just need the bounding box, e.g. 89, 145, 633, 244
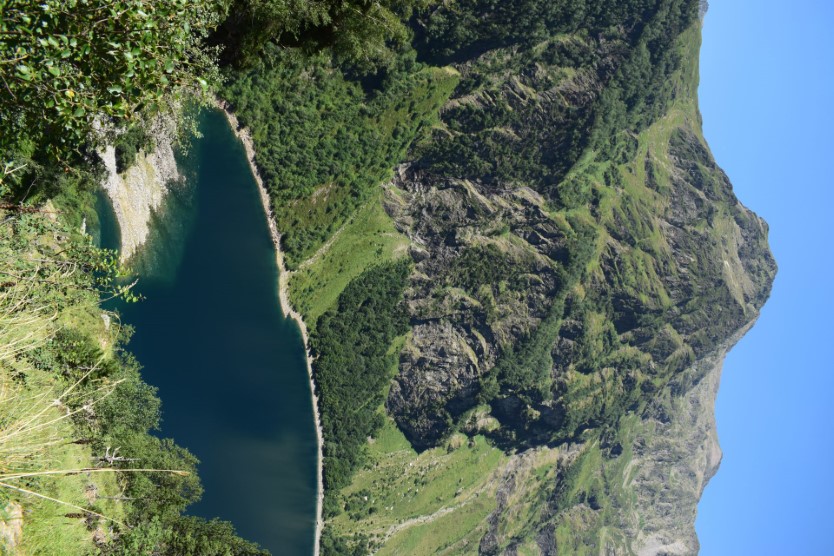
99, 117, 180, 261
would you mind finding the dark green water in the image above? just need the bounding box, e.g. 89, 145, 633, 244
107, 109, 317, 554
94, 189, 121, 253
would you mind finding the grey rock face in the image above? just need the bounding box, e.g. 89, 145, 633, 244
99, 115, 181, 261
386, 169, 569, 448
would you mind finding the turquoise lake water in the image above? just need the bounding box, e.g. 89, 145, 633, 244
105, 109, 317, 554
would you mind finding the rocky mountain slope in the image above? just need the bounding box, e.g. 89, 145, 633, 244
370, 19, 772, 555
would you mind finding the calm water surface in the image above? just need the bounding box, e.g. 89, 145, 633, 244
107, 109, 317, 554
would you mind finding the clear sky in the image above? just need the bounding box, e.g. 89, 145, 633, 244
695, 1, 834, 553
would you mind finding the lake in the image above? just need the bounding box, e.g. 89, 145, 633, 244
105, 108, 317, 554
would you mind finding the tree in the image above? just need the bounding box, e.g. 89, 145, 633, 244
0, 0, 224, 156
215, 0, 433, 71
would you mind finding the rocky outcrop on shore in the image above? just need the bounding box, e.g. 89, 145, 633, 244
100, 118, 180, 261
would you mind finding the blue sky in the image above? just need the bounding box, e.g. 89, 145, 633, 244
695, 1, 834, 553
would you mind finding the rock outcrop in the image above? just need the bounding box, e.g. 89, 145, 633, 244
386, 173, 569, 447
99, 117, 180, 261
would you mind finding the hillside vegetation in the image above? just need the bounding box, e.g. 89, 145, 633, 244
222, 49, 458, 268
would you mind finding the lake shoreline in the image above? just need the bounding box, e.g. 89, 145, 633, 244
218, 100, 324, 556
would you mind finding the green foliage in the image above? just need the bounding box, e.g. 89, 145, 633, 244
222, 48, 456, 267
479, 216, 598, 442
311, 260, 411, 513
0, 209, 137, 305
416, 0, 578, 62
50, 327, 120, 379
321, 528, 369, 556
114, 125, 151, 174
0, 130, 110, 239
215, 0, 431, 71
555, 175, 596, 210
160, 516, 269, 556
493, 306, 561, 404
450, 244, 517, 293
589, 0, 698, 153
415, 0, 666, 63
0, 0, 222, 158
106, 515, 268, 556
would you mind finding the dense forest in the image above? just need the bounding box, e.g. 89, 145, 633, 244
312, 260, 411, 502
222, 49, 457, 267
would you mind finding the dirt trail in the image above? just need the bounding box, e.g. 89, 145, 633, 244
295, 215, 352, 272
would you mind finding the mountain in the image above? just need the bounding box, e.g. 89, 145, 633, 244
222, 0, 775, 553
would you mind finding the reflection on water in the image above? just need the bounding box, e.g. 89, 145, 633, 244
94, 188, 120, 253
